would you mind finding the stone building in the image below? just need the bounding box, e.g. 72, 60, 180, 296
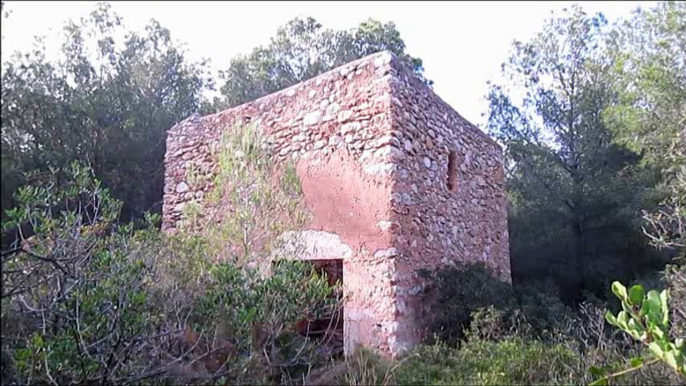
162, 51, 510, 357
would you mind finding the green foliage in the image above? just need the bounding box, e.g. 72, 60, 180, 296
215, 17, 429, 110
182, 123, 309, 267
428, 262, 578, 345
603, 1, 686, 258
1, 155, 336, 384
1, 2, 212, 222
1, 162, 172, 384
194, 260, 336, 354
591, 281, 686, 384
487, 4, 670, 302
604, 1, 686, 172
339, 261, 683, 386
427, 262, 514, 345
642, 134, 686, 255
377, 339, 580, 386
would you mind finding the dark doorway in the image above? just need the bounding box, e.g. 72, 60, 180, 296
295, 259, 344, 357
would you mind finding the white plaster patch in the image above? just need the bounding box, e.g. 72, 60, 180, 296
363, 163, 397, 176
397, 299, 406, 314
273, 230, 353, 260
376, 220, 395, 231
341, 121, 361, 135
346, 310, 363, 321
374, 146, 404, 160
373, 247, 399, 259
337, 110, 354, 122
326, 102, 340, 117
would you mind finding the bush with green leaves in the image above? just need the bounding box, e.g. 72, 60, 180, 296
415, 260, 684, 385
189, 259, 338, 382
426, 262, 581, 346
425, 262, 515, 345
0, 159, 339, 385
332, 298, 679, 386
1, 162, 177, 384
371, 338, 580, 386
589, 281, 685, 385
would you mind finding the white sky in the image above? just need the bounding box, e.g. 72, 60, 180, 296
1, 1, 655, 128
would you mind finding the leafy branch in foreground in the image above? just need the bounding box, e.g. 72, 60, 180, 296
1, 155, 339, 384
589, 281, 685, 385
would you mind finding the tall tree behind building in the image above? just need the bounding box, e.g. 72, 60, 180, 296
605, 1, 686, 255
1, 3, 212, 222
215, 17, 429, 110
486, 5, 663, 302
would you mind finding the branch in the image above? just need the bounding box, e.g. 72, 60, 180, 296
591, 358, 661, 386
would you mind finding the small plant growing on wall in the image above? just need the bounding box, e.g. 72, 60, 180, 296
178, 122, 310, 267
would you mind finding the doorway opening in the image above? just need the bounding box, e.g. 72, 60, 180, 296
295, 259, 344, 357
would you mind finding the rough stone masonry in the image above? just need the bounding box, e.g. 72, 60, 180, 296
162, 51, 510, 357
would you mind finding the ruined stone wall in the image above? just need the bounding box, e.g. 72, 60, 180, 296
164, 52, 400, 233
162, 51, 510, 357
163, 52, 412, 355
383, 56, 511, 350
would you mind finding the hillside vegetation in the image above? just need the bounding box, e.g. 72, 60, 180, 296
1, 1, 684, 385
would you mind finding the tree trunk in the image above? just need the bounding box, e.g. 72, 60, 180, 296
572, 214, 587, 303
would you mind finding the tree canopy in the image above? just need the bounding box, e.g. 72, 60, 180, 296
486, 4, 684, 301
1, 3, 211, 222
215, 17, 430, 110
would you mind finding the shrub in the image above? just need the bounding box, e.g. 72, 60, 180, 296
513, 278, 577, 338
1, 156, 339, 384
588, 281, 685, 384
1, 163, 177, 384
426, 262, 514, 345
195, 123, 310, 266
190, 259, 338, 382
393, 338, 581, 385
427, 261, 579, 345
664, 263, 685, 339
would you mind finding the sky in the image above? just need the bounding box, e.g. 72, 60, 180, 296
1, 1, 656, 128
